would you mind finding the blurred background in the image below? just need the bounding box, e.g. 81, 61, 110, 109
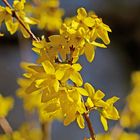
0, 0, 140, 139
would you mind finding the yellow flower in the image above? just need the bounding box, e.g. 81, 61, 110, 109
0, 0, 37, 38
0, 123, 43, 140
59, 7, 111, 63
96, 132, 140, 140
121, 71, 140, 128
84, 83, 107, 109
100, 96, 120, 131
56, 63, 83, 86
13, 0, 37, 38
25, 0, 64, 31
84, 83, 119, 131
0, 94, 14, 117
0, 6, 18, 34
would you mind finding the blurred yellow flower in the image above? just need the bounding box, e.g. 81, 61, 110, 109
0, 94, 14, 117
25, 0, 64, 31
121, 71, 140, 128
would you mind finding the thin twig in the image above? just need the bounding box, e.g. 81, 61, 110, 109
2, 0, 39, 41
83, 113, 96, 140
0, 117, 13, 134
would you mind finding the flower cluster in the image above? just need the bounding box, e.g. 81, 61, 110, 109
96, 132, 140, 140
25, 0, 64, 32
120, 71, 140, 128
0, 0, 37, 38
0, 123, 42, 140
17, 7, 119, 132
32, 8, 111, 63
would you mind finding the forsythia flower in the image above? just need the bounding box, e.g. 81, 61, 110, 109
0, 5, 18, 34
17, 6, 119, 132
0, 94, 14, 117
32, 7, 111, 64
0, 0, 37, 38
121, 71, 140, 128
96, 132, 140, 140
60, 7, 111, 62
0, 123, 43, 140
17, 61, 84, 124
25, 0, 64, 31
84, 83, 119, 131
100, 96, 120, 131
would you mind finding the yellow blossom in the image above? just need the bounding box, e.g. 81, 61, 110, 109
25, 0, 64, 31
121, 71, 140, 128
84, 83, 119, 131
60, 7, 111, 63
0, 0, 37, 38
0, 123, 43, 140
0, 6, 18, 34
100, 96, 120, 131
96, 132, 140, 140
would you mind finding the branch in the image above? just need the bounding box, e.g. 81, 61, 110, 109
41, 122, 52, 140
83, 113, 96, 140
0, 117, 13, 134
2, 0, 39, 41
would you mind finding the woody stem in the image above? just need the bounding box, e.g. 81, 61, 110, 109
0, 117, 13, 134
83, 113, 96, 140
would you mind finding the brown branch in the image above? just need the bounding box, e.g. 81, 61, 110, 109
83, 113, 96, 140
2, 0, 12, 8
0, 117, 13, 134
2, 0, 39, 42
41, 122, 52, 140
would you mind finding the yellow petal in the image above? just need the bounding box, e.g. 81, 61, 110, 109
97, 29, 110, 45
95, 100, 107, 108
85, 97, 94, 108
77, 88, 89, 96
94, 90, 105, 100
77, 7, 87, 20
5, 18, 18, 34
26, 81, 38, 94
84, 43, 95, 62
5, 7, 12, 15
20, 24, 30, 38
100, 115, 108, 131
72, 64, 82, 71
45, 99, 60, 113
48, 35, 61, 43
106, 96, 119, 105
91, 41, 107, 48
53, 79, 59, 92
13, 0, 25, 10
77, 114, 85, 129
42, 60, 55, 74
70, 71, 83, 86
55, 68, 65, 80
24, 17, 38, 25
84, 83, 95, 97
83, 17, 95, 27
64, 109, 76, 126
